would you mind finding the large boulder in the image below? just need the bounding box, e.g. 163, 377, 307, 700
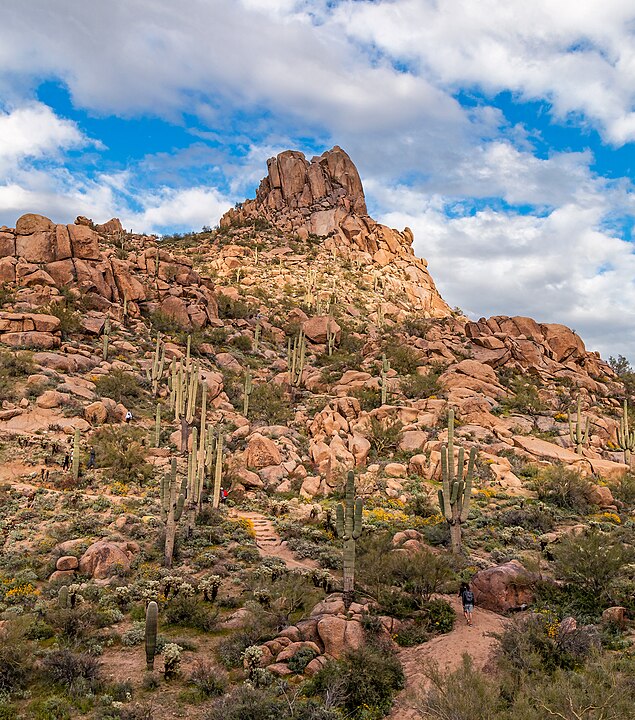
244, 433, 282, 469
302, 316, 342, 344
78, 540, 136, 579
471, 560, 537, 612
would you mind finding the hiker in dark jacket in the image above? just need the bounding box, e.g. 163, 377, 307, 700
459, 582, 475, 626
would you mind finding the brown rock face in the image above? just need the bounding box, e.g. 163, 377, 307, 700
471, 560, 537, 612
244, 433, 282, 470
78, 540, 136, 579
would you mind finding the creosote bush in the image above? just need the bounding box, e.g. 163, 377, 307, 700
95, 368, 145, 406
535, 464, 592, 513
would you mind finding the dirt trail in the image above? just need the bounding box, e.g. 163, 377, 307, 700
389, 595, 506, 719
230, 509, 318, 571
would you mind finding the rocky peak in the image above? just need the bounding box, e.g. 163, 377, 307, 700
220, 146, 452, 317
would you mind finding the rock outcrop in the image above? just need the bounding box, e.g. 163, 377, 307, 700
219, 146, 451, 318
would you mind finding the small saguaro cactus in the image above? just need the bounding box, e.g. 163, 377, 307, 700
379, 354, 390, 406
254, 323, 261, 351
287, 330, 306, 387
568, 395, 590, 455
212, 431, 224, 509
154, 403, 161, 448
243, 370, 253, 417
336, 471, 363, 607
438, 409, 477, 554
58, 585, 69, 608
145, 600, 158, 671
617, 399, 635, 466
72, 428, 81, 480
102, 317, 111, 360
326, 327, 337, 357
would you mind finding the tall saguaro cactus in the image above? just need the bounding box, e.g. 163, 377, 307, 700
568, 395, 590, 454
72, 429, 81, 481
336, 471, 363, 606
617, 399, 635, 466
438, 409, 477, 554
145, 601, 158, 670
162, 458, 185, 568
379, 353, 390, 406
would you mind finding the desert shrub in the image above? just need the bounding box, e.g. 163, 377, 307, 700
369, 417, 403, 459
494, 613, 600, 680
215, 607, 281, 669
348, 386, 381, 411
535, 464, 591, 513
121, 622, 145, 646
0, 349, 35, 402
217, 295, 251, 320
205, 685, 282, 720
287, 646, 318, 674
231, 334, 252, 352
609, 471, 635, 508
401, 367, 443, 399
29, 696, 72, 720
95, 368, 145, 406
609, 354, 635, 398
45, 301, 81, 338
307, 644, 405, 719
499, 373, 544, 413
247, 383, 292, 425
383, 344, 421, 375
163, 595, 219, 631
384, 549, 453, 608
395, 599, 455, 646
0, 623, 33, 692
553, 528, 633, 610
41, 649, 102, 691
497, 504, 555, 533
45, 605, 101, 642
188, 660, 228, 697
92, 426, 154, 485
0, 284, 15, 308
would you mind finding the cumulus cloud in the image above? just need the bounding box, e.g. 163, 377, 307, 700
332, 0, 635, 144
379, 196, 635, 360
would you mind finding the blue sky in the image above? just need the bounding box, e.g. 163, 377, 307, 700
1, 0, 634, 361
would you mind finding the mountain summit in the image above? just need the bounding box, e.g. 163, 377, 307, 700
221, 146, 451, 317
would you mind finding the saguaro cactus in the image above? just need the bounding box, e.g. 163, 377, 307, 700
243, 370, 253, 417
568, 395, 589, 454
162, 458, 185, 567
287, 331, 306, 387
72, 428, 81, 480
336, 471, 363, 606
102, 318, 111, 360
438, 409, 477, 554
617, 399, 635, 466
379, 354, 390, 406
145, 601, 158, 670
154, 403, 161, 448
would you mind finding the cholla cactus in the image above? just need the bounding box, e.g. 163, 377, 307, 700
242, 645, 263, 679
199, 575, 221, 602
162, 643, 182, 680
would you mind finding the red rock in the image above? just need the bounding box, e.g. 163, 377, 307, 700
471, 560, 537, 612
1, 332, 60, 349
160, 296, 191, 329
244, 433, 282, 469
78, 540, 135, 579
15, 213, 55, 235
303, 315, 342, 344
56, 556, 79, 571
67, 223, 100, 260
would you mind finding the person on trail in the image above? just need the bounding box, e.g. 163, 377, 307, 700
125, 410, 133, 423
87, 448, 96, 470
220, 488, 229, 503
459, 582, 475, 626
62, 453, 70, 472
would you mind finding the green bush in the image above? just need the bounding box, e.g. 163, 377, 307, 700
45, 301, 82, 338
307, 644, 405, 719
395, 599, 455, 646
535, 464, 591, 513
95, 368, 145, 406
369, 417, 403, 459
188, 660, 228, 697
0, 623, 33, 692
247, 383, 292, 425
349, 386, 381, 411
553, 528, 633, 609
92, 426, 154, 485
164, 595, 219, 631
217, 295, 251, 320
231, 334, 252, 352
499, 373, 544, 413
287, 646, 318, 674
0, 349, 35, 402
401, 368, 443, 399
41, 649, 102, 691
384, 344, 421, 375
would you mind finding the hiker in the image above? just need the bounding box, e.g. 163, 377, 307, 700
459, 582, 475, 626
220, 488, 229, 503
62, 453, 70, 472
125, 410, 133, 423
87, 447, 96, 470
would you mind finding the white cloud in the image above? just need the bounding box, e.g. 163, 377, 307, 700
332, 0, 635, 144
0, 103, 88, 172
379, 197, 635, 361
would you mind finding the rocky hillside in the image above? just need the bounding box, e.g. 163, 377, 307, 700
0, 146, 633, 720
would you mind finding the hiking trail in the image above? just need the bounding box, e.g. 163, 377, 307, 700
229, 509, 318, 571
388, 594, 507, 719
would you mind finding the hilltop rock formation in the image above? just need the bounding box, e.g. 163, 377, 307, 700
0, 213, 218, 335
220, 146, 450, 317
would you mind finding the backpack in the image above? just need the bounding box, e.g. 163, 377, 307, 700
463, 590, 474, 604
